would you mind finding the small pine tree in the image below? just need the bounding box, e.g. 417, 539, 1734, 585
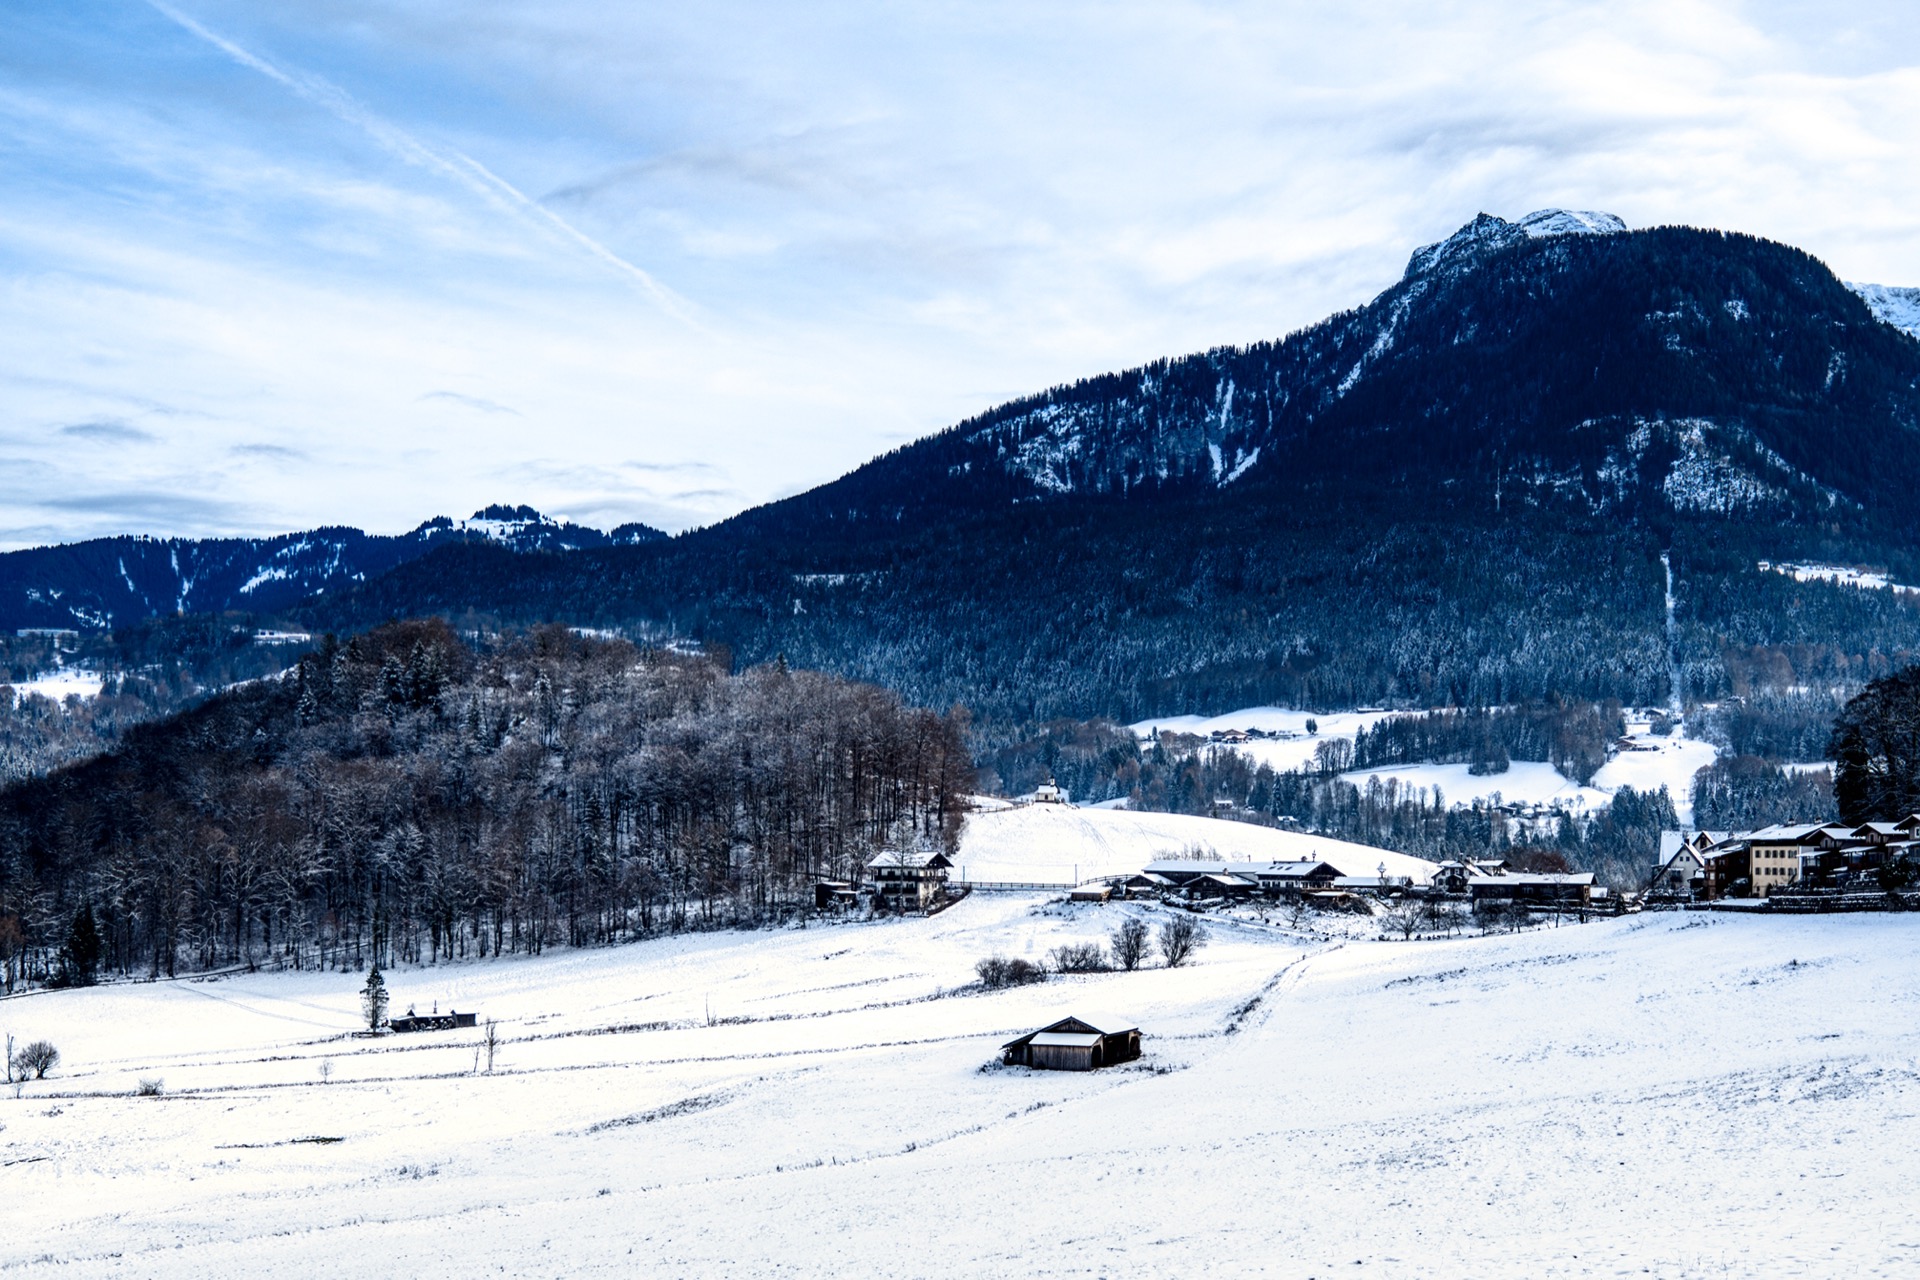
63, 904, 102, 986
361, 965, 389, 1032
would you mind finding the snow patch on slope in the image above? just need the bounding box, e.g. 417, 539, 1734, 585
1759, 560, 1920, 596
956, 803, 1436, 886
1517, 209, 1628, 238
1847, 282, 1920, 339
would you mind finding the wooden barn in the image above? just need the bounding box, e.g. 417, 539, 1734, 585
1001, 1015, 1141, 1071
389, 1010, 478, 1033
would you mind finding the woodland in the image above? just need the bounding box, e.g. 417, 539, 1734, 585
0, 623, 972, 991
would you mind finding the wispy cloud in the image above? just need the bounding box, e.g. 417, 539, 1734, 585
230, 442, 307, 461
144, 1, 698, 325
420, 390, 521, 416
37, 489, 251, 525
60, 420, 157, 443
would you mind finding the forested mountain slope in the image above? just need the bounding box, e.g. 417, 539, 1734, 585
0, 506, 664, 632
307, 213, 1920, 725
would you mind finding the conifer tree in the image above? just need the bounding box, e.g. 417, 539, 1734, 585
361, 965, 389, 1032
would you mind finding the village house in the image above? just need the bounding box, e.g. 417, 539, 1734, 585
1654, 818, 1920, 901
1648, 831, 1729, 900
1001, 1014, 1142, 1071
866, 848, 953, 911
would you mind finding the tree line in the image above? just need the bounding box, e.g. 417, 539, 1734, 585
0, 622, 972, 992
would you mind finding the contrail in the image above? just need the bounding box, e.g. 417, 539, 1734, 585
146, 1, 698, 325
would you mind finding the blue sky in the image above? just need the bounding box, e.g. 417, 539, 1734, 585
5, 0, 1920, 547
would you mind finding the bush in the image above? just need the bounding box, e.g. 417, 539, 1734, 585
1110, 918, 1150, 971
1158, 915, 1209, 968
1048, 942, 1110, 973
976, 956, 1047, 989
12, 1040, 59, 1080
137, 1077, 164, 1097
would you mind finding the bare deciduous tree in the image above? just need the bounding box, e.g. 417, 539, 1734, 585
1109, 918, 1150, 971
1158, 915, 1208, 968
1380, 898, 1423, 940
1048, 942, 1109, 973
976, 956, 1046, 988
12, 1039, 58, 1080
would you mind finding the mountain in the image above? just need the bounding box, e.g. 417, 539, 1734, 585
295, 212, 1920, 727
1850, 282, 1920, 340
0, 507, 664, 632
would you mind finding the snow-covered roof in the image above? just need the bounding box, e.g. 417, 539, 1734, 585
1747, 825, 1835, 844
1029, 1032, 1102, 1049
1481, 873, 1596, 887
867, 849, 950, 870
1004, 1013, 1139, 1049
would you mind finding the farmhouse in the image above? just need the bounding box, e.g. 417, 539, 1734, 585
1185, 872, 1258, 899
1140, 858, 1347, 896
1248, 860, 1341, 892
389, 1010, 478, 1033
1001, 1015, 1142, 1071
866, 848, 953, 910
1465, 872, 1595, 907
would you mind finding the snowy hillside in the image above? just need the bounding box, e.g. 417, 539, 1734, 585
957, 802, 1437, 885
1340, 733, 1719, 823
1141, 704, 1721, 821
1848, 281, 1920, 339
4, 669, 104, 701
1129, 705, 1404, 774
1338, 760, 1611, 810
1759, 558, 1920, 596
3, 903, 1915, 1276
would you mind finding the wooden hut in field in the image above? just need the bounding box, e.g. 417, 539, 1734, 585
1001, 1015, 1141, 1071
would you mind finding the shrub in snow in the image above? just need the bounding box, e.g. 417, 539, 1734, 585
1048, 942, 1110, 973
12, 1040, 59, 1080
976, 956, 1046, 989
1158, 915, 1208, 968
136, 1077, 163, 1097
1110, 918, 1151, 971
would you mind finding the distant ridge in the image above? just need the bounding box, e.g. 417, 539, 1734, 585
14, 212, 1920, 728
0, 507, 666, 631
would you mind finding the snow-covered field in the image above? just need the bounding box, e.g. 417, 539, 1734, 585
1592, 732, 1720, 823
1336, 730, 1718, 824
4, 901, 1916, 1277
1138, 705, 1722, 819
1759, 559, 1920, 596
1338, 760, 1611, 812
956, 802, 1437, 885
1129, 705, 1403, 773
5, 669, 104, 701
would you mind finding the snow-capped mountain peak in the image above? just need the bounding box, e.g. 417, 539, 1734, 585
1517, 208, 1628, 238
1408, 209, 1626, 278
1847, 281, 1920, 340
